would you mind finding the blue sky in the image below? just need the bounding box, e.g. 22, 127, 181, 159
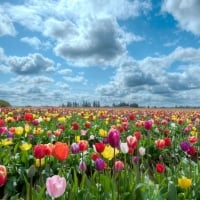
0, 0, 200, 107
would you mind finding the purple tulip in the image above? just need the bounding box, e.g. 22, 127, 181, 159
133, 156, 140, 164
180, 141, 190, 152
108, 129, 120, 148
71, 143, 80, 154
79, 160, 87, 172
95, 158, 105, 172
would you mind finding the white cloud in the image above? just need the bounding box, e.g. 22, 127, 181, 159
96, 46, 200, 106
162, 0, 200, 35
58, 69, 72, 75
7, 53, 55, 75
20, 37, 42, 49
1, 0, 150, 67
0, 8, 16, 36
63, 75, 88, 85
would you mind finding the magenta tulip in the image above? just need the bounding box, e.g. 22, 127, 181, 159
46, 175, 67, 198
108, 129, 120, 148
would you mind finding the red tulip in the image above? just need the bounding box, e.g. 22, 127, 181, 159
85, 121, 91, 129
164, 138, 171, 147
33, 144, 46, 159
24, 113, 33, 122
155, 139, 165, 149
72, 122, 79, 130
134, 131, 142, 140
78, 140, 88, 152
156, 163, 165, 173
0, 165, 7, 187
94, 143, 106, 153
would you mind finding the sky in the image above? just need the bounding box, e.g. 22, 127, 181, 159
0, 0, 200, 107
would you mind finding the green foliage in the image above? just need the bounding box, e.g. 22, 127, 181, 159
0, 99, 11, 107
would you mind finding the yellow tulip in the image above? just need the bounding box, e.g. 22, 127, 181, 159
178, 177, 192, 189
101, 145, 119, 160
15, 127, 24, 135
58, 116, 66, 123
75, 136, 80, 142
20, 143, 32, 151
24, 124, 31, 133
1, 139, 13, 146
99, 129, 108, 137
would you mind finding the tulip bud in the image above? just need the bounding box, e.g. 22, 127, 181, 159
138, 147, 146, 156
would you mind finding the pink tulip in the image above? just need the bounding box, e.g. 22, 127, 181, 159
46, 175, 67, 198
114, 160, 125, 172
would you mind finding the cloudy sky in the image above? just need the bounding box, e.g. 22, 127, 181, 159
0, 0, 200, 107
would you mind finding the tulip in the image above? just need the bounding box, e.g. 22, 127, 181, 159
99, 129, 108, 137
33, 144, 46, 159
53, 142, 69, 161
114, 160, 124, 172
95, 158, 105, 172
101, 145, 119, 160
78, 140, 88, 152
155, 139, 165, 149
24, 113, 33, 121
0, 165, 7, 187
120, 142, 129, 154
133, 156, 140, 164
178, 177, 192, 189
72, 122, 79, 130
46, 175, 67, 198
108, 129, 120, 148
71, 143, 80, 154
94, 143, 106, 153
144, 120, 153, 130
85, 121, 91, 129
20, 142, 32, 151
138, 147, 145, 156
180, 141, 190, 152
79, 160, 87, 172
156, 163, 165, 173
164, 138, 171, 147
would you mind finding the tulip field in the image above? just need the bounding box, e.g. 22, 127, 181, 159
0, 107, 200, 199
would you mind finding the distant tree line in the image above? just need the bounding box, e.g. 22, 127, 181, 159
0, 99, 11, 107
61, 101, 139, 108
61, 100, 101, 107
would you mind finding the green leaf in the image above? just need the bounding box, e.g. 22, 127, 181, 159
167, 181, 177, 200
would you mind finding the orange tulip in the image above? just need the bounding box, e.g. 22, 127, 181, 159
53, 142, 69, 161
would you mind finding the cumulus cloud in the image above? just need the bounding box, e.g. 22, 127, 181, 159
1, 0, 150, 67
20, 37, 42, 49
96, 46, 200, 106
7, 53, 55, 75
0, 8, 16, 36
58, 69, 72, 75
162, 0, 200, 35
63, 75, 88, 85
